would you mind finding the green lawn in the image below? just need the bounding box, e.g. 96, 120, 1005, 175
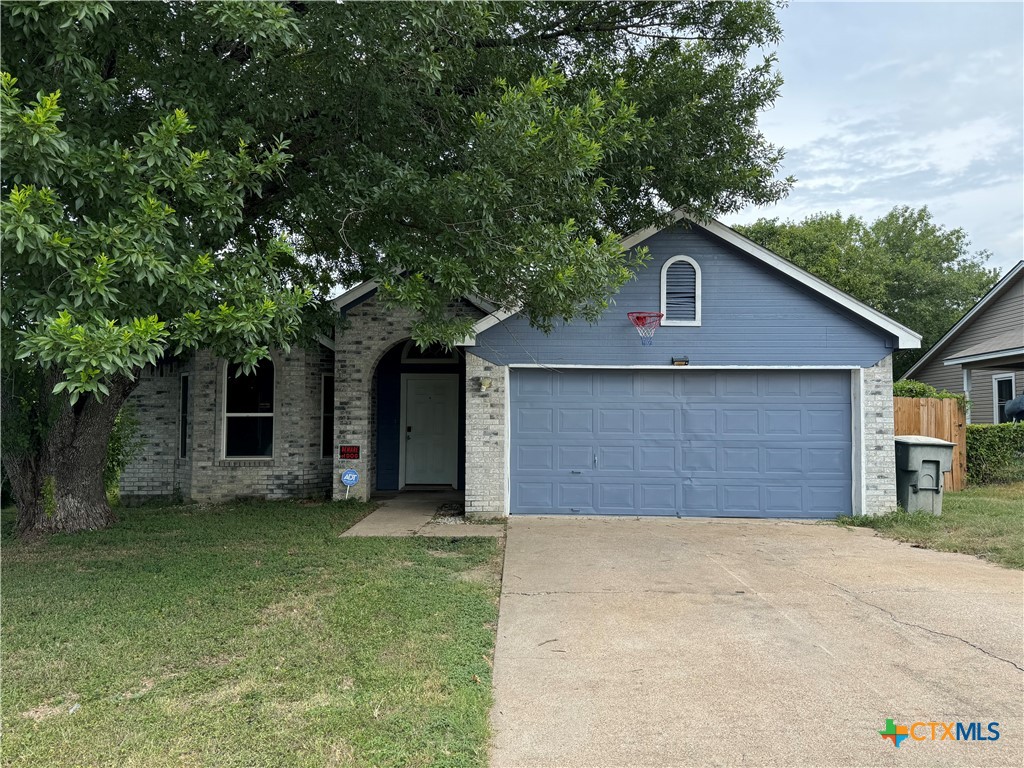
837, 482, 1024, 569
1, 500, 502, 768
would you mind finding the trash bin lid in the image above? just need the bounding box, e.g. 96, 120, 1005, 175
894, 435, 956, 447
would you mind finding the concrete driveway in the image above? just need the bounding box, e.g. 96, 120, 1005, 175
490, 517, 1023, 767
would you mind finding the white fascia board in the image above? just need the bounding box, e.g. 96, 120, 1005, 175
329, 280, 378, 310
903, 260, 1024, 379
462, 308, 519, 346
944, 347, 1024, 367
316, 334, 335, 351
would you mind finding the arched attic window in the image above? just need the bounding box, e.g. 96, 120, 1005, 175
224, 359, 274, 458
660, 256, 701, 326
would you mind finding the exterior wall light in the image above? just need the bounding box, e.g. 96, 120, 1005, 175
672, 357, 690, 366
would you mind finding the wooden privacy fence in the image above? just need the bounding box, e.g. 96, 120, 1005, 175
893, 397, 967, 491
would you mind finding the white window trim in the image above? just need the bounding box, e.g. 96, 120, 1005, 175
221, 359, 275, 460
992, 373, 1016, 424
321, 373, 334, 459
179, 373, 190, 460
660, 255, 702, 327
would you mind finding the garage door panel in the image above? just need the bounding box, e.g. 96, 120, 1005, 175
598, 409, 634, 434
558, 409, 593, 433
510, 369, 852, 518
766, 486, 803, 514
598, 446, 634, 471
764, 409, 802, 435
639, 445, 675, 472
721, 409, 759, 434
639, 408, 675, 434
722, 485, 761, 514
518, 445, 553, 470
721, 447, 759, 472
682, 408, 717, 433
721, 372, 759, 397
682, 446, 717, 471
558, 483, 593, 508
557, 445, 592, 470
518, 408, 553, 433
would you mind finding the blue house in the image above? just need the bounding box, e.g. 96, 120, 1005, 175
121, 212, 920, 518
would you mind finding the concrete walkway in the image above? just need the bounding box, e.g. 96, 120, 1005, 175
340, 491, 504, 538
490, 517, 1023, 767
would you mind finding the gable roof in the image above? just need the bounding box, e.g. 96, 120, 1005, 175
466, 210, 921, 348
328, 211, 923, 349
902, 259, 1024, 379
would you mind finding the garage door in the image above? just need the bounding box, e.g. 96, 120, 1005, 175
510, 369, 852, 518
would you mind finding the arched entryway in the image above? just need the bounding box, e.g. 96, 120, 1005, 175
372, 340, 466, 491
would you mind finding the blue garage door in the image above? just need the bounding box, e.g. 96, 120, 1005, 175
510, 369, 852, 518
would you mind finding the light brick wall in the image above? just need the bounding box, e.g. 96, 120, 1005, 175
331, 295, 483, 500
120, 358, 192, 502
863, 354, 897, 515
464, 353, 507, 518
121, 346, 333, 504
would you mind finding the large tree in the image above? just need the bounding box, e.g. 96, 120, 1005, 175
735, 207, 1000, 376
2, 0, 792, 533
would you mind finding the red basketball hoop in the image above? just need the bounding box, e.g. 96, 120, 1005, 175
627, 311, 663, 346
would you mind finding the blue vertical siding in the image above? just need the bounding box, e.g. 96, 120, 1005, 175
472, 224, 895, 367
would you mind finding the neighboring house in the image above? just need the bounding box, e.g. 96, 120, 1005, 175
121, 211, 921, 518
902, 261, 1024, 424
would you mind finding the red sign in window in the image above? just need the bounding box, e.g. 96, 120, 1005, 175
338, 445, 360, 460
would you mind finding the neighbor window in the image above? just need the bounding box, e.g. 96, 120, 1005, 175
321, 374, 334, 459
179, 374, 190, 459
224, 360, 274, 457
994, 374, 1015, 424
661, 256, 701, 325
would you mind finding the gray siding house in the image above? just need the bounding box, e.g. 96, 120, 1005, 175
121, 213, 921, 517
902, 261, 1024, 424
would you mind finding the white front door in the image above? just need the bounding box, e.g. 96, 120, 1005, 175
402, 374, 459, 486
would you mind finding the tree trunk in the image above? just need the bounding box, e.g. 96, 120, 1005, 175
3, 375, 137, 536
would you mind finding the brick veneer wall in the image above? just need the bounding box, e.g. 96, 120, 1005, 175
120, 358, 193, 502
331, 295, 484, 500
464, 352, 507, 518
120, 346, 334, 504
863, 354, 897, 515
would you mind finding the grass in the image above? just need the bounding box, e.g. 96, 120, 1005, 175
836, 482, 1024, 569
1, 499, 503, 768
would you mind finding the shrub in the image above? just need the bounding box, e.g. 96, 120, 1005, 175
893, 379, 968, 412
966, 422, 1024, 484
105, 403, 143, 501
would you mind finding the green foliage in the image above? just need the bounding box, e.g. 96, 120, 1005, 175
3, 0, 792, 346
893, 379, 968, 413
966, 423, 1024, 485
104, 403, 142, 495
735, 207, 1000, 376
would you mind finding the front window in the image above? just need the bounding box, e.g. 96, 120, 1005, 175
224, 360, 274, 457
994, 375, 1015, 424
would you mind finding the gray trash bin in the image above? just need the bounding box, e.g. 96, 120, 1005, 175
894, 435, 955, 515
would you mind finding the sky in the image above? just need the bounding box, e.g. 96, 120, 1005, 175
722, 1, 1024, 275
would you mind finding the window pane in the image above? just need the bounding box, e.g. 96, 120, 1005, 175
227, 360, 274, 413
665, 261, 696, 320
179, 376, 189, 459
226, 416, 273, 457
997, 379, 1014, 423
322, 376, 334, 458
